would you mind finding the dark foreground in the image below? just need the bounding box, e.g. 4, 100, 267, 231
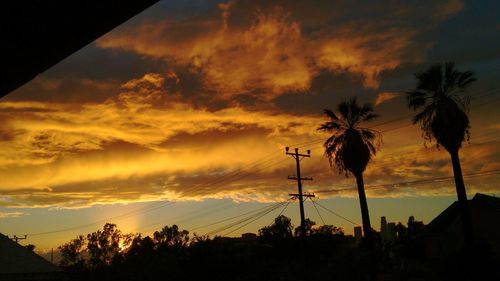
60, 231, 500, 281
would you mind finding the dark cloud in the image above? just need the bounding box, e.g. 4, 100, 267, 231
97, 0, 466, 104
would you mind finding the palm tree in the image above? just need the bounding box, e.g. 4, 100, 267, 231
407, 61, 476, 246
317, 97, 381, 249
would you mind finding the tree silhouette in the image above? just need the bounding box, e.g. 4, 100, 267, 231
86, 223, 133, 267
24, 244, 36, 251
407, 61, 476, 246
318, 97, 381, 249
258, 215, 293, 242
153, 224, 190, 248
313, 225, 344, 237
58, 235, 86, 267
294, 218, 316, 237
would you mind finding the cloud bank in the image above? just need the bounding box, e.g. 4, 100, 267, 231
97, 0, 464, 101
2, 70, 499, 208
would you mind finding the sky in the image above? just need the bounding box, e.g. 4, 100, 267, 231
1, 0, 500, 251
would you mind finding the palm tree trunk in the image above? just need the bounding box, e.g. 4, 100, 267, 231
355, 172, 377, 281
449, 149, 475, 246
355, 173, 373, 248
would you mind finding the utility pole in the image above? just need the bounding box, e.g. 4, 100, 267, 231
286, 147, 314, 239
9, 235, 27, 243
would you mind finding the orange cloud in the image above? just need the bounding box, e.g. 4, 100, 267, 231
0, 72, 325, 207
1, 73, 498, 208
375, 92, 401, 106
2, 83, 499, 208
98, 6, 314, 100
97, 0, 463, 98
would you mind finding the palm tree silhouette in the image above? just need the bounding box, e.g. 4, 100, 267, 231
317, 97, 381, 249
407, 61, 476, 246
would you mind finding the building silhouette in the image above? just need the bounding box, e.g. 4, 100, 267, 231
424, 193, 500, 257
381, 216, 387, 237
241, 233, 257, 241
0, 234, 64, 281
380, 216, 397, 242
354, 226, 363, 240
408, 215, 424, 234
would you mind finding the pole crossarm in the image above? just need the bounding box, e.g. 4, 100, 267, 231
285, 152, 311, 158
289, 192, 315, 202
288, 176, 313, 181
9, 235, 28, 243
289, 193, 315, 198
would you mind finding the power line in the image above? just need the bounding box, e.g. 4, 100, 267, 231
378, 168, 500, 188
269, 201, 291, 225
380, 123, 413, 133
135, 158, 293, 234
134, 201, 238, 234
190, 202, 283, 232
205, 202, 286, 237
372, 138, 500, 164
315, 168, 500, 194
314, 201, 358, 225
308, 91, 500, 148
369, 114, 413, 129
203, 202, 284, 236
27, 151, 288, 237
309, 198, 326, 225
472, 87, 499, 99
180, 151, 282, 195
221, 202, 288, 237
475, 96, 500, 108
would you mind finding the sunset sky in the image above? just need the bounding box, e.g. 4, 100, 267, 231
1, 0, 500, 251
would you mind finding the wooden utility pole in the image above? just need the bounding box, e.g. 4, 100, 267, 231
9, 235, 27, 243
285, 147, 314, 239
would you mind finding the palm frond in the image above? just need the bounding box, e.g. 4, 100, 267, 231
412, 104, 435, 125
416, 64, 442, 92
457, 71, 477, 88
363, 113, 379, 122
359, 103, 376, 121
408, 62, 476, 150
407, 90, 428, 110
365, 139, 377, 156
361, 128, 382, 154
360, 129, 375, 140
337, 100, 352, 124
318, 121, 341, 132
318, 97, 381, 176
323, 109, 339, 121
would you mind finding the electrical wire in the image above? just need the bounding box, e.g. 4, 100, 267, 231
27, 152, 287, 237
221, 202, 288, 237
205, 202, 286, 236
266, 201, 291, 227
190, 202, 283, 232
314, 201, 358, 225
315, 168, 500, 195
309, 198, 326, 225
